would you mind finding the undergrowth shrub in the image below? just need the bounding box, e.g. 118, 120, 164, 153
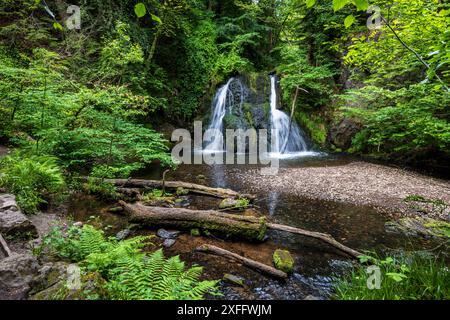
334, 252, 450, 300
0, 152, 65, 213
39, 224, 219, 300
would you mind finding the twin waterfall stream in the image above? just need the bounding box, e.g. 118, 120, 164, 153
204, 75, 309, 158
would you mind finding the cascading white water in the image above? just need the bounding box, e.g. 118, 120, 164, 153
203, 78, 235, 152
269, 75, 307, 154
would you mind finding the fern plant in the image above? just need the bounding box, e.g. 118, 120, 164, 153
0, 152, 65, 213
40, 224, 219, 300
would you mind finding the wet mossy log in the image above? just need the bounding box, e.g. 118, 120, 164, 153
119, 202, 266, 241
99, 178, 255, 200
196, 244, 288, 280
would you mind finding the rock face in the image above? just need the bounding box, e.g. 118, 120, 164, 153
0, 194, 38, 239
273, 249, 295, 274
327, 118, 362, 150
0, 253, 41, 299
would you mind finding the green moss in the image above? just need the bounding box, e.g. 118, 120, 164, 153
424, 221, 450, 238
273, 249, 295, 273
190, 228, 201, 237
296, 111, 327, 146
176, 187, 189, 196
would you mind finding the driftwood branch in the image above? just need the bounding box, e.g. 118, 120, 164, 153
0, 233, 12, 257
88, 178, 255, 200
196, 244, 287, 280
267, 223, 362, 258
119, 202, 266, 241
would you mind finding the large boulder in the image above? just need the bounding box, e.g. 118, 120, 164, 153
0, 253, 41, 299
327, 118, 362, 150
0, 194, 38, 239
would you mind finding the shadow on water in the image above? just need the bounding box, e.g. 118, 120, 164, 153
69, 153, 440, 300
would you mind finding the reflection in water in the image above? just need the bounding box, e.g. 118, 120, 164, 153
210, 165, 227, 188
267, 191, 279, 216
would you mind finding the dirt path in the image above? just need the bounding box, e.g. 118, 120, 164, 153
235, 161, 450, 220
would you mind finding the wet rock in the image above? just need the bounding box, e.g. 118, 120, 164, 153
223, 274, 245, 287
174, 197, 191, 208
0, 253, 41, 299
304, 295, 321, 300
196, 174, 206, 181
157, 229, 180, 240
327, 118, 362, 149
0, 194, 38, 239
116, 229, 131, 241
72, 222, 83, 228
273, 249, 295, 274
163, 239, 176, 248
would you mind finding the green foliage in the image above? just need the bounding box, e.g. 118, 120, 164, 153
335, 252, 450, 300
0, 47, 172, 176
40, 224, 219, 300
340, 85, 450, 160
0, 152, 65, 213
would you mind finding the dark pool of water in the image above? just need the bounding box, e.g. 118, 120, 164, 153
69, 153, 439, 300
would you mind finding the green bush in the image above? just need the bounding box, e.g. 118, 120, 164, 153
334, 252, 450, 300
0, 152, 65, 213
40, 224, 219, 300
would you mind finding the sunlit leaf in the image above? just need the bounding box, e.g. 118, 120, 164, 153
151, 14, 162, 24
53, 22, 63, 31
134, 3, 147, 18
305, 0, 316, 8
333, 0, 348, 11
354, 0, 369, 11
344, 15, 356, 28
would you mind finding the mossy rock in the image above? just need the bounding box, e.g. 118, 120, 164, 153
223, 274, 245, 287
30, 271, 108, 300
176, 187, 189, 196
386, 217, 450, 239
219, 198, 250, 211
273, 249, 295, 274
190, 228, 201, 237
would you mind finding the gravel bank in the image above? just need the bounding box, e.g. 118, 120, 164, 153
236, 161, 450, 220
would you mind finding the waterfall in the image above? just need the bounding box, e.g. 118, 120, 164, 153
203, 78, 235, 152
269, 75, 307, 155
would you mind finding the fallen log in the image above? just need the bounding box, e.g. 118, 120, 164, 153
119, 202, 362, 258
267, 223, 362, 258
87, 178, 255, 200
119, 201, 266, 241
196, 244, 287, 280
0, 233, 12, 257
